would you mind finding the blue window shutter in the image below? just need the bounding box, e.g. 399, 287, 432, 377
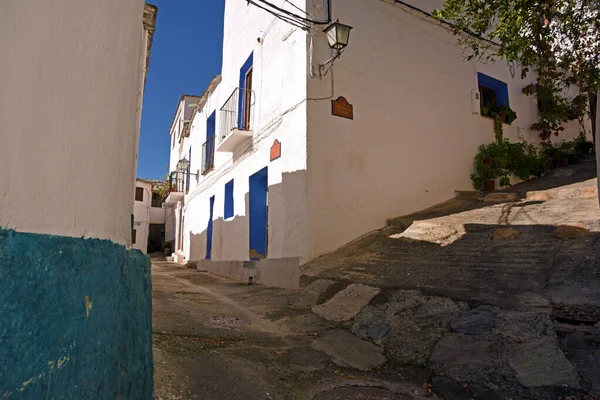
224, 179, 234, 219
477, 72, 509, 107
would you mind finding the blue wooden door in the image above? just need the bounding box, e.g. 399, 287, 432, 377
249, 167, 268, 260
206, 195, 215, 259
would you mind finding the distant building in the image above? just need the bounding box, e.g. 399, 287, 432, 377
0, 1, 157, 398
134, 179, 166, 254
165, 0, 589, 288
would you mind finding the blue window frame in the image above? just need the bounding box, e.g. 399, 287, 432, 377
477, 72, 512, 123
224, 179, 234, 219
238, 52, 253, 130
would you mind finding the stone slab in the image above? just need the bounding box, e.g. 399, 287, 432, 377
450, 309, 497, 336
430, 335, 495, 369
312, 284, 381, 322
493, 227, 520, 241
508, 339, 581, 388
289, 279, 336, 310
310, 329, 386, 371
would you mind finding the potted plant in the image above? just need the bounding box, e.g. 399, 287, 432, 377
163, 241, 171, 256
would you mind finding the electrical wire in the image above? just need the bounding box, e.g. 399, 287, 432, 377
254, 0, 330, 24
247, 0, 308, 29
247, 0, 331, 30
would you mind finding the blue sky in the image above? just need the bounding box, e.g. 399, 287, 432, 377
137, 0, 225, 179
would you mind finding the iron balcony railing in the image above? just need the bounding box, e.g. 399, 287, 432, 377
162, 170, 186, 201
201, 135, 215, 175
219, 87, 254, 143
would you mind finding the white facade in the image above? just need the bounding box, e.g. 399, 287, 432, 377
165, 0, 589, 286
0, 1, 157, 246
134, 179, 166, 253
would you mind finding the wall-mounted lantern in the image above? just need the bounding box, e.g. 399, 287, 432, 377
320, 20, 353, 76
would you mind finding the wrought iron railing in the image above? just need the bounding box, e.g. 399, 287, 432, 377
201, 136, 215, 175
219, 87, 254, 143
162, 171, 186, 201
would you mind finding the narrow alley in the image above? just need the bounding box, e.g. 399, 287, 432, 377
152, 258, 424, 400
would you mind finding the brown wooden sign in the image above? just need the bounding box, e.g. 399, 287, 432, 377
331, 96, 353, 119
270, 139, 281, 161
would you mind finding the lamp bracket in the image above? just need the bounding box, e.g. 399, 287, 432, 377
319, 48, 344, 77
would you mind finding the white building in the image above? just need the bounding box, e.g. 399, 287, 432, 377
134, 179, 166, 254
164, 0, 589, 288
0, 1, 156, 397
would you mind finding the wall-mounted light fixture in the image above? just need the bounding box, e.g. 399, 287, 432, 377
319, 20, 353, 77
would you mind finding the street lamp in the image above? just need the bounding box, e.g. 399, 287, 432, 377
324, 20, 353, 50
176, 157, 190, 173
320, 20, 353, 76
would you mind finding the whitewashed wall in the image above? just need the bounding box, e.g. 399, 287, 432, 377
0, 0, 147, 245
176, 0, 310, 263
305, 0, 590, 259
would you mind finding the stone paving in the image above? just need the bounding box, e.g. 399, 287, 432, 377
156, 161, 600, 399
300, 172, 600, 399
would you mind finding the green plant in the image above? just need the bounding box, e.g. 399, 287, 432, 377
471, 139, 547, 190
573, 133, 595, 158
481, 103, 517, 141
163, 241, 171, 249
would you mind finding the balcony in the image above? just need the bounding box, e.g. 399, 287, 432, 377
217, 87, 254, 153
162, 171, 186, 206
201, 135, 215, 175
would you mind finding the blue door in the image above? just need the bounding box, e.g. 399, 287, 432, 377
206, 196, 215, 259
249, 167, 268, 260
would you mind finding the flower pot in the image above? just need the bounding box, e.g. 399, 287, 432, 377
484, 179, 496, 192
164, 248, 171, 256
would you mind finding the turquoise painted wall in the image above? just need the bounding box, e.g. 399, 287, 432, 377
0, 228, 153, 399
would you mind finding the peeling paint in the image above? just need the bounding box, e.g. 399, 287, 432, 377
85, 296, 92, 318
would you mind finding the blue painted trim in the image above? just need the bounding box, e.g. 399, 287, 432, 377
224, 179, 234, 219
0, 228, 152, 399
207, 111, 216, 140
206, 195, 215, 259
249, 167, 268, 260
477, 72, 509, 107
238, 52, 253, 129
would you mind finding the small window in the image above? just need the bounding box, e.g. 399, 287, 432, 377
224, 179, 234, 219
132, 229, 137, 244
151, 192, 161, 207
477, 72, 512, 123
135, 187, 144, 202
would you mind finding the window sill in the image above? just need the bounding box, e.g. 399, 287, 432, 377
201, 166, 214, 176
480, 115, 513, 126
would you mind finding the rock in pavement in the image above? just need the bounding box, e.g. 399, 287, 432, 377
384, 294, 460, 365
430, 335, 495, 370
554, 224, 590, 240
493, 227, 520, 241
508, 338, 581, 389
450, 309, 497, 336
310, 329, 386, 371
312, 283, 381, 322
289, 279, 336, 310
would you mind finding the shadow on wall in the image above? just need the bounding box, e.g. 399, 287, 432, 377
188, 170, 308, 269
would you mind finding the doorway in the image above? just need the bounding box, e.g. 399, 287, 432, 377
206, 195, 215, 259
249, 167, 268, 261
